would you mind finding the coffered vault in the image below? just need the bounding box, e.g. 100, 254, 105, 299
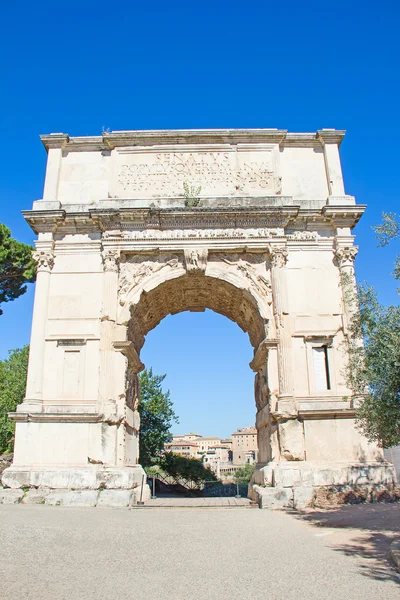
1, 128, 396, 508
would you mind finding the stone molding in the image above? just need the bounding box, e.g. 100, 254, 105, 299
112, 341, 144, 374
22, 204, 366, 236
298, 408, 357, 420
8, 412, 103, 423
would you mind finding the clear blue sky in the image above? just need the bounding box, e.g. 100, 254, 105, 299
0, 1, 399, 437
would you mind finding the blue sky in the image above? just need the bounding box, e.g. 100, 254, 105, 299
0, 1, 399, 437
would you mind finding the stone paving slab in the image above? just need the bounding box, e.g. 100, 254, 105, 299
138, 496, 254, 508
0, 505, 399, 599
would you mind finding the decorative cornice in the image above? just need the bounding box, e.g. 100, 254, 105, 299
322, 205, 366, 228
22, 210, 65, 234
316, 129, 346, 146
40, 133, 70, 151
22, 204, 366, 237
39, 128, 347, 152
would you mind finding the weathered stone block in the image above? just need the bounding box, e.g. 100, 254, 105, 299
97, 489, 133, 507
0, 489, 24, 504
293, 487, 314, 509
96, 467, 144, 490
252, 485, 293, 508
45, 490, 99, 507
21, 488, 50, 504
279, 420, 305, 461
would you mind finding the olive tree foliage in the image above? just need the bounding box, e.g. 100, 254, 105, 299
0, 224, 36, 316
138, 368, 179, 466
0, 346, 29, 453
343, 211, 400, 448
374, 212, 400, 282
234, 462, 256, 484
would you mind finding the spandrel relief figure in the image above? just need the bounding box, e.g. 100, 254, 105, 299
119, 255, 180, 304
255, 371, 270, 411
219, 253, 272, 302
184, 248, 208, 274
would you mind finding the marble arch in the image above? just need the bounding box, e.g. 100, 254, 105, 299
2, 128, 396, 507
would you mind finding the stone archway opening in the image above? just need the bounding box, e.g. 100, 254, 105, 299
128, 273, 266, 353
120, 271, 274, 479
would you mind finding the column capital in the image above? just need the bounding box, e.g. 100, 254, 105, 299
334, 246, 358, 268
102, 249, 120, 273
32, 250, 55, 272
268, 245, 288, 268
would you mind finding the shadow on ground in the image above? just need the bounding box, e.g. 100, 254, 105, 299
287, 504, 400, 585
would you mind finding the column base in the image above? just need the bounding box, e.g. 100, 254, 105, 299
1, 464, 149, 494
249, 460, 397, 508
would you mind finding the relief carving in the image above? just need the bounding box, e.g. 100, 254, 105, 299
104, 227, 284, 241
334, 246, 358, 268
184, 248, 208, 275
32, 250, 55, 272
119, 254, 180, 304
287, 231, 319, 241
217, 253, 272, 302
102, 249, 120, 273
268, 246, 288, 268
255, 372, 270, 411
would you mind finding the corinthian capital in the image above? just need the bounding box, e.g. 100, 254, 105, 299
32, 251, 54, 272
268, 246, 288, 268
334, 246, 358, 268
102, 249, 120, 273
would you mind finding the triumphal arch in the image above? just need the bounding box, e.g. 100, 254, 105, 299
2, 129, 396, 507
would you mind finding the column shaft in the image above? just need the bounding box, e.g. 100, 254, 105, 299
269, 247, 293, 398
99, 250, 120, 411
23, 251, 54, 409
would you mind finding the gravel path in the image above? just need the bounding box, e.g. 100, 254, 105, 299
0, 505, 398, 599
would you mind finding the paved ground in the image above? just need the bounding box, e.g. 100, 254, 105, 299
142, 496, 253, 507
0, 504, 399, 600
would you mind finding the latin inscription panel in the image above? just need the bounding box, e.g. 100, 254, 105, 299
113, 145, 280, 198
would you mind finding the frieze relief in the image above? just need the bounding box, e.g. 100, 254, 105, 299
118, 254, 181, 305
103, 227, 284, 241
286, 231, 319, 241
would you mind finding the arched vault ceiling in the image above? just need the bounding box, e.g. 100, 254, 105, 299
128, 275, 267, 352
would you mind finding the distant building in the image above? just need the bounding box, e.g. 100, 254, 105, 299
232, 427, 258, 465
164, 440, 198, 458
172, 433, 202, 442
163, 427, 258, 471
